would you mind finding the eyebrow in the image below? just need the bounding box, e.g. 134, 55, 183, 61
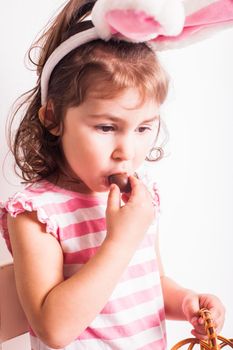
87, 113, 159, 123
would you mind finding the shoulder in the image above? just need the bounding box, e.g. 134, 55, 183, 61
0, 180, 107, 252
0, 180, 69, 250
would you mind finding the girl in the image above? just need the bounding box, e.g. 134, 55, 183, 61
0, 1, 227, 349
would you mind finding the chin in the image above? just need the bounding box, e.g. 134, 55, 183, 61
97, 185, 109, 193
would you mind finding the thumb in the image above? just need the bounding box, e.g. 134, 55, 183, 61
106, 184, 121, 214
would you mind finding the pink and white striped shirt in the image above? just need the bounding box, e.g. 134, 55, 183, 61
0, 175, 166, 350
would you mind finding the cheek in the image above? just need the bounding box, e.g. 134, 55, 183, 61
134, 143, 150, 163
135, 137, 154, 162
61, 137, 76, 157
147, 132, 158, 151
141, 135, 155, 152
61, 136, 83, 168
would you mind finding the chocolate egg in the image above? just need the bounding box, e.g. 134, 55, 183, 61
108, 173, 131, 193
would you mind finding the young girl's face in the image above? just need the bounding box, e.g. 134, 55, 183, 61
61, 87, 160, 193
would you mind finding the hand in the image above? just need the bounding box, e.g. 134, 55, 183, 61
105, 175, 156, 248
182, 292, 225, 339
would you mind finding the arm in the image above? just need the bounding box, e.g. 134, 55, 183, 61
155, 232, 225, 338
8, 176, 155, 349
155, 232, 192, 320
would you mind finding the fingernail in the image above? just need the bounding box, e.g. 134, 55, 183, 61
198, 317, 204, 324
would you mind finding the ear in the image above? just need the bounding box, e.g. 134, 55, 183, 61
38, 101, 60, 136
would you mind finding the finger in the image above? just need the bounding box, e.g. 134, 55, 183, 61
208, 306, 224, 325
126, 175, 154, 208
191, 329, 208, 340
106, 184, 121, 213
121, 176, 140, 204
127, 175, 148, 199
127, 175, 139, 192
207, 313, 224, 334
191, 316, 204, 327
118, 175, 140, 203
191, 321, 206, 334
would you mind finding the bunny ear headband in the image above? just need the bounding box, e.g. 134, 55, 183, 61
41, 0, 233, 104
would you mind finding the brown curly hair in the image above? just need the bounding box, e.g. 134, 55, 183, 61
8, 0, 169, 183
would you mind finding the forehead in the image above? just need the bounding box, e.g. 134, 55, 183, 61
86, 87, 160, 114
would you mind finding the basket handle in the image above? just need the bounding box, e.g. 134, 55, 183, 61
199, 308, 219, 350
170, 308, 219, 350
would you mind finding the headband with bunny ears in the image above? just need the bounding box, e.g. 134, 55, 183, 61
41, 0, 233, 104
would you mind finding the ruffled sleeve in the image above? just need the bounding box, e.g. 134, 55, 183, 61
150, 182, 160, 210
137, 164, 160, 211
0, 191, 59, 254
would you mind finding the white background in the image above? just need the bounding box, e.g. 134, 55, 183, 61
0, 1, 233, 349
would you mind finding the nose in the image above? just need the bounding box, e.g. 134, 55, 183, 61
112, 134, 135, 161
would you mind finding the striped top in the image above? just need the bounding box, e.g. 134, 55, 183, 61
0, 173, 166, 350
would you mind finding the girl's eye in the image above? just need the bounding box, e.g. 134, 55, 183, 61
137, 126, 152, 133
95, 125, 115, 133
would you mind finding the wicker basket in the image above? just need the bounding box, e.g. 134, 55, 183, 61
171, 309, 233, 350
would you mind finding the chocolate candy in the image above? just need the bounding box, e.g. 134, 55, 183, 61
108, 173, 131, 193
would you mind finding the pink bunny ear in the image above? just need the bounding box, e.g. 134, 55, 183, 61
92, 0, 233, 49
105, 10, 165, 42
150, 0, 233, 50
92, 0, 185, 42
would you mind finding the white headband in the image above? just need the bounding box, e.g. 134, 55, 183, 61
41, 28, 99, 105
41, 0, 233, 105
